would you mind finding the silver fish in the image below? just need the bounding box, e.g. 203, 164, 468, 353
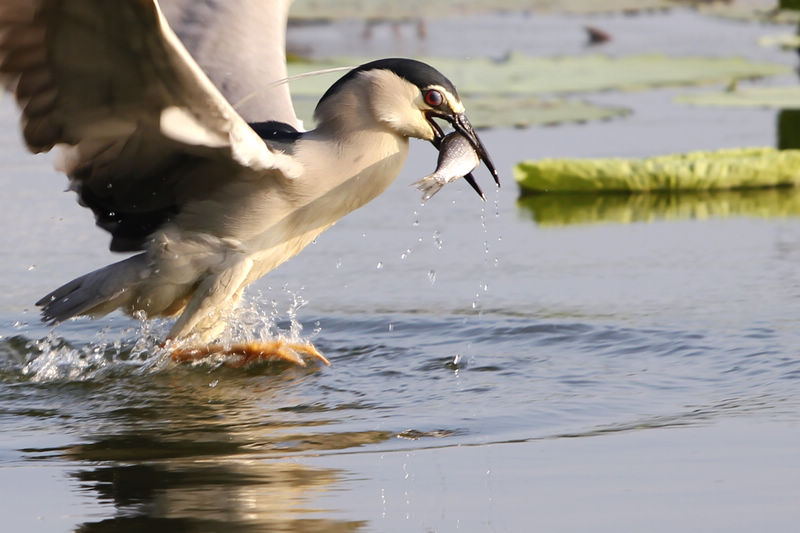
414, 132, 480, 202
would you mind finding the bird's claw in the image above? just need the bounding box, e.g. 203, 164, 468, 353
170, 340, 330, 367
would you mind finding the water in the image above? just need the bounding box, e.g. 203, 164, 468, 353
2, 7, 800, 532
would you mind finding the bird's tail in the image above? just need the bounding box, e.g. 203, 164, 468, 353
36, 254, 149, 324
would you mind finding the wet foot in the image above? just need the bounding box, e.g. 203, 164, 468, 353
170, 340, 330, 367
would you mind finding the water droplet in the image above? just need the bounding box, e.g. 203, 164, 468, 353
335, 258, 342, 269
376, 261, 383, 270
427, 270, 436, 285
27, 264, 36, 271
388, 322, 394, 332
412, 210, 420, 226
432, 230, 443, 250
209, 379, 219, 388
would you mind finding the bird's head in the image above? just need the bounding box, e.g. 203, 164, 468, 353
315, 58, 498, 195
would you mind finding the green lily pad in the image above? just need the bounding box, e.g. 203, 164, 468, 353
758, 33, 800, 49
291, 94, 629, 128
514, 148, 800, 193
518, 188, 800, 226
287, 54, 789, 98
290, 0, 677, 20
290, 0, 800, 22
465, 97, 630, 128
677, 85, 800, 108
698, 5, 800, 24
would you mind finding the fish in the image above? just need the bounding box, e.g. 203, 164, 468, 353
414, 132, 480, 202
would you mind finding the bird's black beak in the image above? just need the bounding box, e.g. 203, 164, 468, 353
451, 113, 499, 187
427, 112, 499, 201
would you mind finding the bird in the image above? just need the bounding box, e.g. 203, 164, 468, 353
0, 0, 498, 365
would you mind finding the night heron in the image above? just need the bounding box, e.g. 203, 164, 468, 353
0, 0, 497, 364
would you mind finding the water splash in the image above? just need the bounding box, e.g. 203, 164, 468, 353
220, 286, 318, 348
6, 317, 170, 383
1, 285, 323, 381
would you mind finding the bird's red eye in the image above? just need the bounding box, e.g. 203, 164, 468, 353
424, 90, 443, 107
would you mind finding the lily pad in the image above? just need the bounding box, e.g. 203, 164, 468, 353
758, 33, 800, 50
698, 6, 800, 24
518, 188, 800, 226
291, 94, 630, 128
514, 148, 800, 193
677, 85, 800, 109
287, 54, 789, 98
290, 0, 678, 20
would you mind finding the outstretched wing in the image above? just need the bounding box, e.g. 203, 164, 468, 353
160, 0, 300, 128
0, 0, 293, 251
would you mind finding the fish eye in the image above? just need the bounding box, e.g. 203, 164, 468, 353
424, 89, 443, 107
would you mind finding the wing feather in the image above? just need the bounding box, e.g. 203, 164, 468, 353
160, 0, 300, 127
0, 0, 288, 251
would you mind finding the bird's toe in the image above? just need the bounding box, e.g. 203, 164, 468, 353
169, 340, 330, 367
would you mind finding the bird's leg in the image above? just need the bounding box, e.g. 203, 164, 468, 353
164, 258, 329, 367
167, 258, 254, 341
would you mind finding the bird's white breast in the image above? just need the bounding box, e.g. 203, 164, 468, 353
243, 128, 409, 281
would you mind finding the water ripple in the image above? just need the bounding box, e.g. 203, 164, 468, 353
0, 310, 798, 470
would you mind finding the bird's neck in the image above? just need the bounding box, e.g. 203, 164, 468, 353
293, 121, 409, 214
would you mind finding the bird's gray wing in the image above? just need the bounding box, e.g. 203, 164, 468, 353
0, 0, 297, 252
159, 0, 300, 128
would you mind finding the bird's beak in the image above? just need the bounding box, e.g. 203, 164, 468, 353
450, 113, 500, 187
427, 111, 500, 201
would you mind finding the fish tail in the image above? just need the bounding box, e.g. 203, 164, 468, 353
413, 175, 446, 203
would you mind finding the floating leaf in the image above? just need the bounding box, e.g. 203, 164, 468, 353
290, 0, 800, 23
514, 148, 800, 193
465, 97, 630, 128
698, 6, 800, 24
288, 54, 789, 99
517, 188, 800, 226
290, 0, 678, 20
758, 33, 800, 50
291, 94, 629, 128
677, 85, 800, 108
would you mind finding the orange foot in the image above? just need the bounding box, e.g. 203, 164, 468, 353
170, 340, 330, 367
